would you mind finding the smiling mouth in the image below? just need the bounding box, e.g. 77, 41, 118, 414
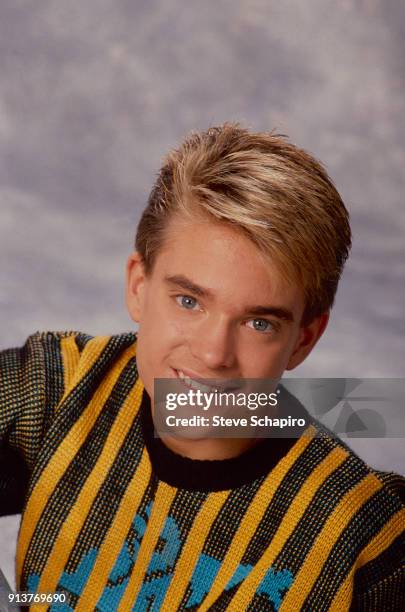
173, 369, 241, 393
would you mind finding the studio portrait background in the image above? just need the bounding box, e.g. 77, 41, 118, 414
1, 0, 404, 587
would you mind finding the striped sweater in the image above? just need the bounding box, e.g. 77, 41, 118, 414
0, 331, 404, 611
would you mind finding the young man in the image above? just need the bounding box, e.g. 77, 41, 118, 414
0, 125, 403, 610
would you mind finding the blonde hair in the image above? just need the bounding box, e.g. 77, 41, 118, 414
136, 123, 351, 324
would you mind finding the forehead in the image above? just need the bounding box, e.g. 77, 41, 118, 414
152, 216, 305, 318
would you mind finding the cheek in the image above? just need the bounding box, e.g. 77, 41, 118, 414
240, 333, 298, 378
137, 294, 187, 358
151, 292, 193, 341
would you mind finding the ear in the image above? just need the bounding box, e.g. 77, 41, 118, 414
125, 252, 147, 323
286, 312, 329, 370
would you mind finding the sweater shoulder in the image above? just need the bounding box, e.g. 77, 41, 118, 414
22, 331, 138, 367
31, 330, 137, 352
310, 421, 405, 510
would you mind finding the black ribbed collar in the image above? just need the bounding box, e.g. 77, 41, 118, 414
140, 389, 309, 492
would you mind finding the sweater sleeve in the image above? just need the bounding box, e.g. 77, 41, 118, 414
351, 543, 404, 611
0, 331, 81, 514
350, 472, 405, 611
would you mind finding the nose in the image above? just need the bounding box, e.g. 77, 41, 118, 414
189, 315, 236, 372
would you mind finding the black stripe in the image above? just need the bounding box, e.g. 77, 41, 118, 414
248, 592, 278, 611
42, 333, 65, 435
167, 488, 208, 539
73, 332, 97, 353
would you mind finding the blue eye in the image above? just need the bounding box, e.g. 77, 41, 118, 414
247, 318, 273, 333
176, 295, 199, 310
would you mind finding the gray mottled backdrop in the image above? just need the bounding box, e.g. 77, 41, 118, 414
0, 0, 404, 587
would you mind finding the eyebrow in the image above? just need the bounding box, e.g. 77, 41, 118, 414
165, 274, 295, 322
244, 305, 294, 322
165, 275, 213, 298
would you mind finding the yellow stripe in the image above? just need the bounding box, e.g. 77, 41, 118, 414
198, 426, 316, 611
16, 336, 131, 583
75, 449, 152, 612
329, 508, 405, 611
280, 473, 383, 610
33, 377, 144, 599
60, 335, 80, 400
61, 334, 112, 396
161, 490, 230, 611
118, 483, 177, 612
227, 446, 348, 611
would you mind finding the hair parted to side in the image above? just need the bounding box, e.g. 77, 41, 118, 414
136, 123, 351, 324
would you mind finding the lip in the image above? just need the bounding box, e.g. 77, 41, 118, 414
172, 368, 217, 393
172, 367, 241, 393
173, 366, 212, 381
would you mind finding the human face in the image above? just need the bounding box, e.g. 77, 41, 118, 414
126, 216, 328, 402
